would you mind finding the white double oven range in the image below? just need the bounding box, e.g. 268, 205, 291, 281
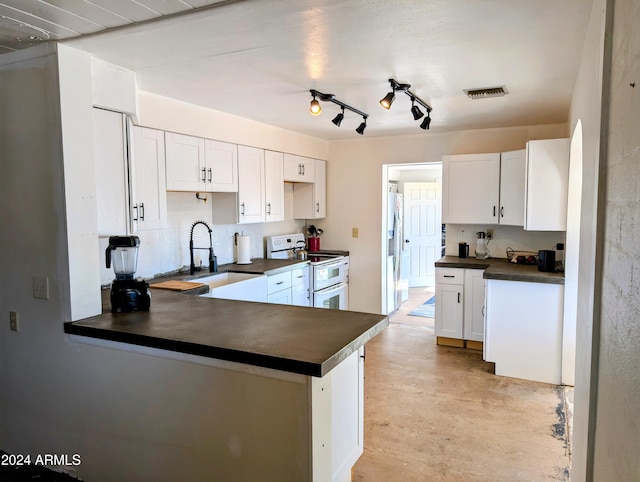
266, 234, 349, 310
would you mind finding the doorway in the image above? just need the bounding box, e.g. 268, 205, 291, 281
382, 163, 443, 315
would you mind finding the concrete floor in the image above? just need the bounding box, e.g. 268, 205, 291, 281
353, 287, 573, 481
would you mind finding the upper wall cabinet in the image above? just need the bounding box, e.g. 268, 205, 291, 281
212, 146, 285, 224
498, 149, 526, 226
293, 159, 326, 219
442, 153, 501, 224
525, 138, 570, 231
129, 124, 167, 231
284, 153, 316, 183
165, 132, 238, 193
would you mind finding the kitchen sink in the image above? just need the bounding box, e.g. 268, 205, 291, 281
191, 272, 268, 303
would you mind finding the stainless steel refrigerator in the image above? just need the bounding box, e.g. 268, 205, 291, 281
387, 192, 408, 312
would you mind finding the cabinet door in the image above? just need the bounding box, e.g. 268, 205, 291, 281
463, 269, 485, 341
314, 159, 327, 218
165, 132, 205, 191
237, 145, 265, 224
525, 138, 570, 231
204, 139, 238, 192
264, 150, 285, 222
284, 153, 315, 182
129, 125, 167, 231
93, 108, 129, 235
267, 289, 292, 305
499, 149, 526, 226
291, 266, 310, 306
442, 153, 500, 224
293, 159, 326, 219
435, 283, 464, 338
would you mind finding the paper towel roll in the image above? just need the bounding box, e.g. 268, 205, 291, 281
236, 235, 252, 264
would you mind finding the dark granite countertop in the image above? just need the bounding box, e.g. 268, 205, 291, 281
435, 256, 565, 284
221, 258, 309, 275
65, 287, 387, 378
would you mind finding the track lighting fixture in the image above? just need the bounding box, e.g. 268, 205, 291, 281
309, 89, 369, 134
332, 108, 345, 126
381, 78, 433, 130
410, 97, 424, 120
419, 109, 432, 130
309, 92, 322, 115
355, 117, 367, 135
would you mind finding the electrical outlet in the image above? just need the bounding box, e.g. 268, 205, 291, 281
352, 227, 359, 238
33, 276, 49, 300
486, 228, 494, 239
9, 311, 19, 332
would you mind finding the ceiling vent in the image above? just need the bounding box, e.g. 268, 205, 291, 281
464, 86, 508, 99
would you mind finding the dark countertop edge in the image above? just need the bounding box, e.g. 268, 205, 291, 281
63, 314, 389, 378
435, 257, 565, 285
65, 322, 323, 377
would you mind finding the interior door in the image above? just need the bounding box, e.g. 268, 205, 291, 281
404, 182, 442, 287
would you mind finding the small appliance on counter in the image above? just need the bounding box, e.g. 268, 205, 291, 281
105, 235, 151, 313
458, 242, 469, 258
475, 231, 491, 259
538, 249, 556, 272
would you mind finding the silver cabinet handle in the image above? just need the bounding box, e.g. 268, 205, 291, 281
267, 202, 271, 214
302, 164, 305, 175
201, 168, 207, 183
208, 168, 212, 183
132, 204, 138, 221
493, 206, 496, 217
444, 275, 455, 278
298, 164, 302, 175
139, 202, 145, 221
316, 202, 320, 212
240, 202, 245, 215
457, 292, 461, 303
276, 281, 284, 285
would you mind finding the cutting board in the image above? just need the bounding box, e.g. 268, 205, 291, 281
149, 280, 205, 291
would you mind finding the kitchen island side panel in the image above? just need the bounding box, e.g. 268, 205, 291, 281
485, 279, 564, 384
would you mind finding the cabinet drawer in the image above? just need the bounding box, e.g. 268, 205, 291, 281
291, 267, 309, 286
436, 268, 464, 284
267, 271, 292, 294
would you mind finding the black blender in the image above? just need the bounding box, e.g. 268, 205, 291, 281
105, 235, 151, 313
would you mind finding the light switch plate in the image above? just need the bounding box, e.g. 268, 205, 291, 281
33, 276, 49, 300
352, 227, 359, 238
9, 311, 19, 331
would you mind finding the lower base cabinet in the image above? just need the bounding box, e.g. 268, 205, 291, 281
435, 267, 486, 343
484, 279, 564, 384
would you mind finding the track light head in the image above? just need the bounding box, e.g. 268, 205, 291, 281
419, 111, 431, 130
379, 91, 395, 109
332, 108, 345, 126
410, 98, 424, 120
355, 118, 367, 135
309, 95, 321, 116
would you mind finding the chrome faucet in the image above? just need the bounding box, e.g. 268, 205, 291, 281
189, 220, 218, 275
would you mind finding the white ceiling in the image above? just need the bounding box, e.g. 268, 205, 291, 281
0, 0, 592, 140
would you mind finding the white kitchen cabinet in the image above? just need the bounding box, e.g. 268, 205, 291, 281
165, 132, 238, 192
293, 159, 326, 219
129, 124, 167, 231
442, 153, 500, 224
525, 138, 570, 231
291, 266, 310, 306
237, 145, 266, 224
93, 108, 129, 236
498, 149, 526, 226
463, 269, 485, 341
435, 267, 486, 342
435, 268, 464, 339
267, 270, 293, 305
264, 150, 285, 222
484, 279, 564, 384
284, 153, 315, 182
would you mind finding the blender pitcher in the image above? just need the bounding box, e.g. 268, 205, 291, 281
475, 232, 491, 259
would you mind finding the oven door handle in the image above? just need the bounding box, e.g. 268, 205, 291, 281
315, 283, 347, 296
318, 260, 346, 270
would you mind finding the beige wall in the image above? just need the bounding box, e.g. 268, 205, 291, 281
325, 125, 567, 313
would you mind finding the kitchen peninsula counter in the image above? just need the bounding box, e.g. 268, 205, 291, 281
64, 287, 387, 378
435, 256, 564, 284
